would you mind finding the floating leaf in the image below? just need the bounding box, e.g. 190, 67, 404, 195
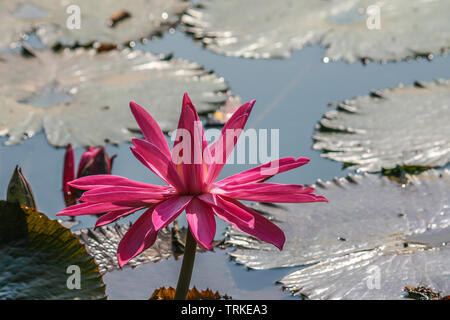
313, 80, 450, 172
0, 201, 106, 299
149, 286, 231, 300
281, 242, 449, 300
226, 170, 449, 299
0, 0, 189, 49
0, 48, 233, 147
74, 223, 226, 274
182, 0, 450, 62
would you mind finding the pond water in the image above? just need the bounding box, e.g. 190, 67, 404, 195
1, 29, 449, 299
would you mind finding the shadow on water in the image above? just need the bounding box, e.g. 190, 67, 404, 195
1, 28, 450, 299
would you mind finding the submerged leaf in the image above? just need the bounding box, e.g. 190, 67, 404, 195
226, 170, 449, 299
149, 286, 231, 300
0, 49, 234, 147
0, 0, 189, 49
0, 201, 105, 299
313, 79, 450, 172
182, 0, 450, 62
74, 223, 225, 274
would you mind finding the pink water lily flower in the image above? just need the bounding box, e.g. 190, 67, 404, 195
57, 93, 327, 267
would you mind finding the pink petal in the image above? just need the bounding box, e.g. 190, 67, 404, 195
216, 157, 310, 186
131, 138, 185, 190
151, 195, 193, 231
68, 174, 161, 190
117, 207, 158, 267
198, 194, 254, 228
171, 93, 207, 193
185, 197, 216, 250
57, 202, 145, 216
79, 186, 175, 203
217, 182, 315, 193
212, 183, 328, 203
129, 101, 171, 159
215, 183, 328, 203
95, 207, 145, 228
204, 100, 255, 185
218, 197, 286, 250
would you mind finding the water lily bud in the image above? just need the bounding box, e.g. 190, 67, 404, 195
63, 144, 76, 206
7, 166, 37, 209
77, 146, 116, 178
62, 145, 116, 207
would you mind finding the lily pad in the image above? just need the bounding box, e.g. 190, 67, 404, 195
0, 0, 189, 49
313, 79, 450, 172
0, 48, 232, 147
74, 223, 225, 274
280, 242, 449, 300
182, 0, 450, 62
0, 201, 106, 299
226, 170, 449, 299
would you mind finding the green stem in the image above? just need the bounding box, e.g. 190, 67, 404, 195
174, 227, 197, 300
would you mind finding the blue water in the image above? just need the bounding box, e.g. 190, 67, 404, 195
1, 29, 449, 299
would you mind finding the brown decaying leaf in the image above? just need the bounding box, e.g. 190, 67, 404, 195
404, 285, 449, 300
107, 10, 132, 28
149, 287, 231, 300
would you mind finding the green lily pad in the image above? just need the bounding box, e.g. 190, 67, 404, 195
0, 0, 189, 49
313, 79, 450, 172
182, 0, 450, 62
0, 201, 106, 299
0, 48, 233, 147
226, 170, 449, 299
74, 223, 226, 274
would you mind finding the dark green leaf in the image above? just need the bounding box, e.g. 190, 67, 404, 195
0, 201, 106, 299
